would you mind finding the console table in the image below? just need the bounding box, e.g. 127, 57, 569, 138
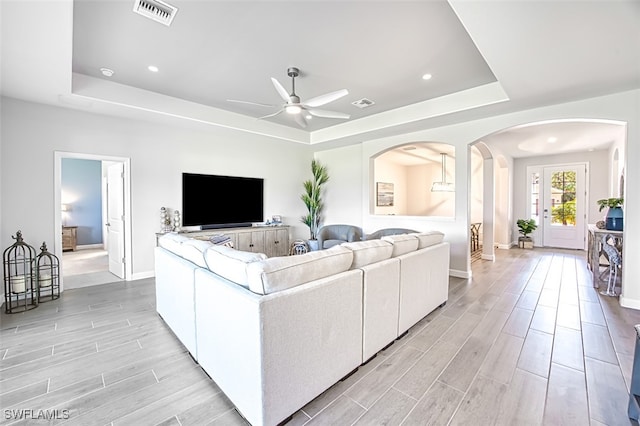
159, 226, 290, 258
587, 224, 623, 288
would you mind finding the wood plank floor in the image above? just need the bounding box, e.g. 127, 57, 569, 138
1, 248, 638, 425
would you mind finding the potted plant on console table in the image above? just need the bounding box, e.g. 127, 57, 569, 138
517, 219, 538, 249
597, 197, 624, 231
300, 159, 329, 251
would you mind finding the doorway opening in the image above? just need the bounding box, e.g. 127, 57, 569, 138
54, 152, 132, 292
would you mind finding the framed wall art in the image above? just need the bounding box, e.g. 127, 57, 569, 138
376, 182, 394, 206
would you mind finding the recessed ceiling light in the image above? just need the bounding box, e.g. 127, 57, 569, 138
305, 114, 312, 120
422, 73, 432, 80
100, 68, 114, 77
547, 136, 558, 143
588, 148, 595, 152
148, 65, 159, 73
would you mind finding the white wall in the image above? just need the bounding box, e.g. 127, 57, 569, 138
0, 98, 313, 280
314, 144, 363, 228
513, 150, 610, 246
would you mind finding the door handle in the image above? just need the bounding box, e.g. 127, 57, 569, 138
105, 223, 111, 227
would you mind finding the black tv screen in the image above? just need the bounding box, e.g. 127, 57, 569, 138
182, 173, 264, 228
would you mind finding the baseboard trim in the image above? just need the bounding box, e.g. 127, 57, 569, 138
497, 243, 515, 250
130, 271, 155, 281
77, 244, 104, 250
620, 296, 640, 310
449, 269, 471, 279
481, 254, 495, 261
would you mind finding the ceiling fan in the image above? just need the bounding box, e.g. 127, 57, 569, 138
228, 67, 350, 129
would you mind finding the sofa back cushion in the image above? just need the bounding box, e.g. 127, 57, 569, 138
412, 231, 445, 249
246, 245, 353, 295
382, 234, 419, 257
342, 240, 393, 269
157, 233, 192, 254
178, 239, 213, 267
204, 245, 267, 287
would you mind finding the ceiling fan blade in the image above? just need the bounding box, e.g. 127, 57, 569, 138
307, 108, 350, 119
271, 78, 291, 102
304, 89, 349, 108
293, 113, 307, 129
227, 99, 276, 108
258, 109, 284, 120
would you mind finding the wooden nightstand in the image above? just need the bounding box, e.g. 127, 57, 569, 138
62, 226, 78, 251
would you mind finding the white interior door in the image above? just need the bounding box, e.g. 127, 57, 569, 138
542, 164, 586, 249
107, 163, 125, 278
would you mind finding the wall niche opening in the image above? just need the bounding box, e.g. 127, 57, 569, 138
372, 142, 455, 217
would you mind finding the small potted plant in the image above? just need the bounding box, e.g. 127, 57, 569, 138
300, 159, 329, 251
597, 197, 623, 231
517, 219, 538, 249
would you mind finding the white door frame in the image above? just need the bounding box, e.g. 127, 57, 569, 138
54, 152, 133, 291
526, 162, 588, 250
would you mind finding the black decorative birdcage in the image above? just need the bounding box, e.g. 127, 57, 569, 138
3, 231, 38, 314
35, 242, 60, 303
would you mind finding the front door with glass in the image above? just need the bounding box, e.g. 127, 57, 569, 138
528, 164, 586, 250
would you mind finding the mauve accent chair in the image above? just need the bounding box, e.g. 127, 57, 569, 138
317, 225, 364, 249
366, 228, 418, 240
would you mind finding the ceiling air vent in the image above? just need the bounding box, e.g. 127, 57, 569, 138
352, 98, 375, 109
133, 0, 178, 26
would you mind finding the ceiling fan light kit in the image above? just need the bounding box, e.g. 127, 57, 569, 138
228, 67, 350, 128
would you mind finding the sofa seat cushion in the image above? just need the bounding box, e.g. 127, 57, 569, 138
412, 231, 445, 249
342, 240, 393, 269
382, 234, 419, 257
204, 245, 267, 287
246, 245, 353, 295
178, 239, 213, 267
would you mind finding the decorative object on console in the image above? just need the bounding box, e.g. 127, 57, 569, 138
209, 234, 234, 248
3, 230, 38, 314
35, 242, 60, 303
300, 159, 329, 248
596, 220, 606, 229
173, 210, 181, 232
517, 218, 538, 249
599, 233, 622, 297
160, 207, 173, 233
597, 197, 623, 231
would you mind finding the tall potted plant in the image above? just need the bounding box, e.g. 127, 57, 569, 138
517, 218, 538, 249
300, 159, 329, 250
597, 197, 624, 231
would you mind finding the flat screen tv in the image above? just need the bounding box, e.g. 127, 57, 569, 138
182, 173, 264, 229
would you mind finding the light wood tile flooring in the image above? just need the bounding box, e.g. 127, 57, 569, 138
1, 248, 638, 425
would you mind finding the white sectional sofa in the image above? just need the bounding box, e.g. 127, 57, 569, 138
154, 231, 449, 426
